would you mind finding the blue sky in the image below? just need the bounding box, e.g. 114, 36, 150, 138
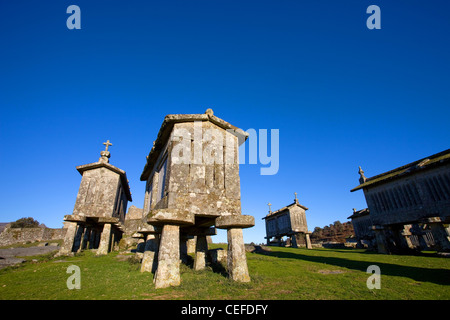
1, 1, 449, 244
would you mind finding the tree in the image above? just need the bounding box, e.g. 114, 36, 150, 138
311, 220, 355, 243
10, 217, 40, 228
334, 221, 343, 234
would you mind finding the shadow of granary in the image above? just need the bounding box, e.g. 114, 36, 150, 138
254, 249, 450, 286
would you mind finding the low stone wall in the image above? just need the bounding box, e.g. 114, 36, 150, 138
0, 226, 66, 247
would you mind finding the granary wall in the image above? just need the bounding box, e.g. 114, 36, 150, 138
73, 168, 121, 218
146, 121, 242, 217
289, 206, 308, 233
364, 164, 450, 226
351, 214, 373, 239
265, 210, 291, 238
113, 183, 128, 223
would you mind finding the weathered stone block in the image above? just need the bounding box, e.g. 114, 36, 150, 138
154, 225, 181, 289
215, 215, 255, 229
227, 228, 250, 282
194, 235, 208, 271
148, 209, 195, 226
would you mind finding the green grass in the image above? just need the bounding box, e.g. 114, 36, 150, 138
0, 239, 63, 249
0, 245, 449, 300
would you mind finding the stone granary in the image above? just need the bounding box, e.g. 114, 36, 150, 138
263, 193, 312, 249
351, 149, 450, 254
137, 109, 255, 289
347, 208, 375, 249
59, 140, 132, 256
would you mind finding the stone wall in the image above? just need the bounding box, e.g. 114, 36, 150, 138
0, 225, 66, 247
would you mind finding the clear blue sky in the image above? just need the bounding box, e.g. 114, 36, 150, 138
1, 1, 449, 244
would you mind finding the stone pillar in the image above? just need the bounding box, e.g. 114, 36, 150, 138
154, 224, 181, 289
59, 222, 78, 255
293, 233, 305, 247
75, 225, 86, 253
194, 234, 208, 271
95, 229, 101, 248
81, 227, 91, 250
141, 235, 160, 273
428, 220, 450, 252
290, 234, 298, 248
71, 224, 84, 252
400, 225, 415, 250
187, 237, 196, 254
305, 232, 312, 249
89, 229, 96, 249
97, 223, 112, 256
372, 225, 389, 254
411, 224, 429, 250
227, 228, 250, 283
111, 231, 116, 252
180, 235, 189, 264
216, 214, 254, 283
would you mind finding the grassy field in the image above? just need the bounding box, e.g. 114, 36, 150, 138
0, 244, 449, 300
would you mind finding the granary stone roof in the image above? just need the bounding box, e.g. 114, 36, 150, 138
350, 149, 450, 192
347, 208, 370, 220
262, 201, 309, 220
140, 109, 249, 181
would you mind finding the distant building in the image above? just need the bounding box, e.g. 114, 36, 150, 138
263, 193, 312, 248
59, 140, 132, 256
347, 208, 375, 249
351, 149, 450, 253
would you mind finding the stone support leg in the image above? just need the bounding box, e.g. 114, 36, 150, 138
75, 226, 86, 253
372, 226, 389, 254
59, 222, 78, 255
180, 235, 189, 264
429, 223, 450, 252
97, 223, 112, 256
154, 225, 181, 289
194, 234, 208, 271
290, 234, 298, 248
187, 237, 196, 254
141, 235, 160, 273
81, 227, 91, 250
227, 228, 250, 282
400, 225, 415, 250
111, 231, 116, 252
89, 229, 96, 249
305, 233, 312, 249
72, 225, 85, 252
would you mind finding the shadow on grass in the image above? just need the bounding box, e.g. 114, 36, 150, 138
253, 247, 450, 285
183, 254, 229, 278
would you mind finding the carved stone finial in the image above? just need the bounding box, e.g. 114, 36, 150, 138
267, 202, 272, 213
294, 192, 298, 204
358, 166, 367, 184
99, 140, 112, 163
205, 108, 214, 116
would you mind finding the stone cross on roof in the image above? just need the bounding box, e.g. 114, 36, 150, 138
99, 140, 112, 163
294, 192, 298, 203
103, 140, 113, 152
267, 202, 272, 213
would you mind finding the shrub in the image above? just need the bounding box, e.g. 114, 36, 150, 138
10, 217, 40, 228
